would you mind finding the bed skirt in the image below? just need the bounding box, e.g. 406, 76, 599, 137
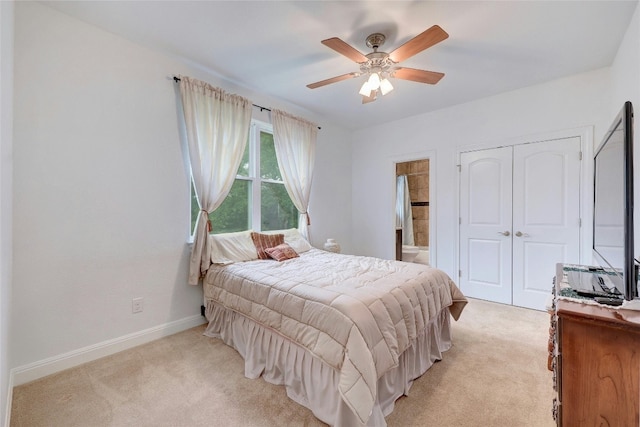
204, 301, 452, 427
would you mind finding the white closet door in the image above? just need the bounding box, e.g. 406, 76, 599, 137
512, 138, 581, 309
459, 146, 513, 304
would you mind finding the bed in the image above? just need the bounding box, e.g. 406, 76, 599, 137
202, 229, 467, 426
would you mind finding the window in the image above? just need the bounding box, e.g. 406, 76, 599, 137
190, 121, 298, 235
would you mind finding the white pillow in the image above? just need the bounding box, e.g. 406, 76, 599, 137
209, 230, 258, 264
264, 228, 313, 253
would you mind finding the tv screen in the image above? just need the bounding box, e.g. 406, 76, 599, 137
593, 101, 636, 300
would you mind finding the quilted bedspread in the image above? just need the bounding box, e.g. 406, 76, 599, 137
203, 248, 466, 424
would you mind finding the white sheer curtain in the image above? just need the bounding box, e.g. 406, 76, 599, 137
272, 109, 317, 241
395, 175, 415, 245
179, 76, 252, 284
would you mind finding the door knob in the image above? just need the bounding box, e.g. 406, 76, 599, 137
498, 231, 510, 236
515, 231, 530, 237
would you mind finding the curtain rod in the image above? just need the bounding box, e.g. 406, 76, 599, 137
173, 76, 320, 130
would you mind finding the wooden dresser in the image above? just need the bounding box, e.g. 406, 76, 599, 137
549, 264, 640, 426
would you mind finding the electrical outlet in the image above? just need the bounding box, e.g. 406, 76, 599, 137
132, 297, 143, 314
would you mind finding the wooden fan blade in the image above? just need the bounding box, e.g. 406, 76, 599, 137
321, 37, 369, 63
362, 94, 377, 104
388, 25, 449, 63
393, 67, 444, 84
307, 72, 359, 89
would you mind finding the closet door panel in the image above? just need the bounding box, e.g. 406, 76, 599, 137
512, 138, 581, 309
459, 147, 513, 304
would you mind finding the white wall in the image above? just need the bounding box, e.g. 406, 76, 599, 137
307, 123, 354, 254
10, 2, 352, 381
609, 5, 640, 256
351, 68, 615, 279
0, 1, 13, 424
0, 2, 13, 426
610, 4, 640, 116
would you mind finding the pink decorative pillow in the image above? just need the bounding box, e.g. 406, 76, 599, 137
265, 243, 299, 262
250, 232, 284, 260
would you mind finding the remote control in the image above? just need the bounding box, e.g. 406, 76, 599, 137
576, 289, 611, 298
594, 297, 624, 306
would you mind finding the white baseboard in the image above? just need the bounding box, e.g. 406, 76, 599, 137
11, 314, 206, 387
4, 370, 13, 427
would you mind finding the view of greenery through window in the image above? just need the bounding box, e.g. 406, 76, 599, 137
190, 123, 298, 235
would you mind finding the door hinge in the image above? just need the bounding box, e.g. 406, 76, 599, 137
579, 151, 583, 161
459, 269, 462, 277
457, 164, 461, 172
579, 218, 582, 227
459, 217, 462, 225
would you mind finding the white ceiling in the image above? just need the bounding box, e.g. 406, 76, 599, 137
43, 1, 638, 130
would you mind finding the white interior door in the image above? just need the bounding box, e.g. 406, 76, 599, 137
459, 138, 582, 310
512, 138, 581, 309
459, 147, 513, 304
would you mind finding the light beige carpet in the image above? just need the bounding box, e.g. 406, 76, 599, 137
10, 298, 555, 426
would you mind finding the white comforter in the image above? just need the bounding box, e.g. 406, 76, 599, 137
203, 249, 466, 424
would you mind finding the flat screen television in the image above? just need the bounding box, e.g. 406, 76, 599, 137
592, 101, 636, 300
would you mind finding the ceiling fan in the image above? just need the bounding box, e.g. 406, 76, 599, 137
307, 25, 448, 104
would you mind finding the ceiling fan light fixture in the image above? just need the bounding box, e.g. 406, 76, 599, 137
367, 72, 381, 90
359, 81, 373, 97
379, 78, 393, 95
308, 26, 448, 102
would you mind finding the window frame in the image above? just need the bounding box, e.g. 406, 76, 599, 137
189, 119, 296, 238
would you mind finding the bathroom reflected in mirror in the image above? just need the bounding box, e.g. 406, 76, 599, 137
395, 159, 430, 265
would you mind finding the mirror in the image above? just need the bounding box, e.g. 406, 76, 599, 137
395, 159, 430, 265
